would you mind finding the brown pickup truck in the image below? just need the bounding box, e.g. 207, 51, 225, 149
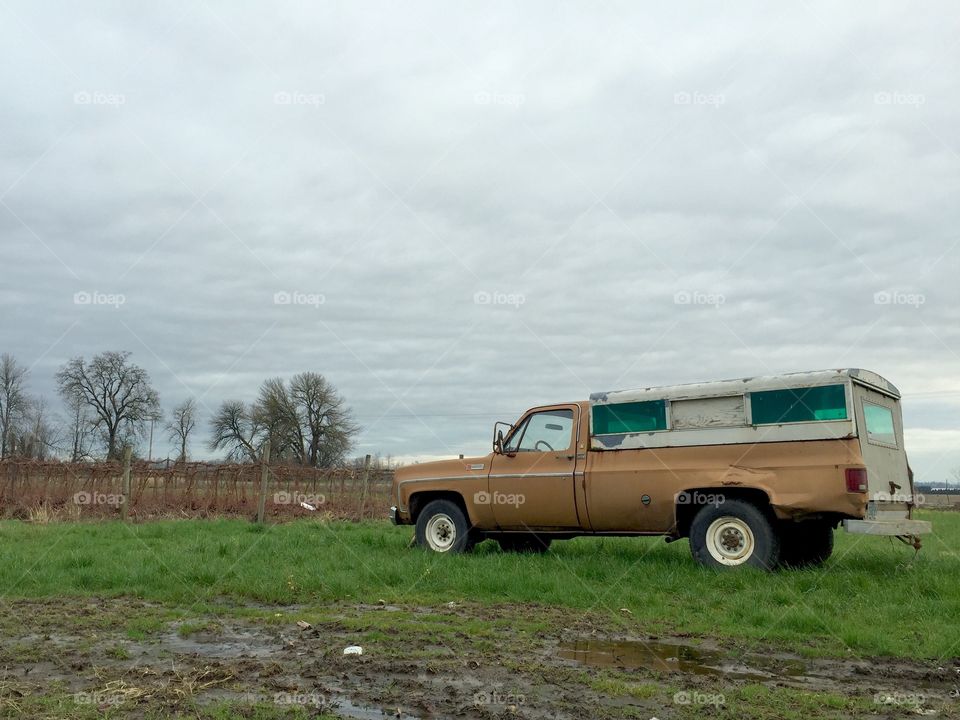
390, 369, 931, 569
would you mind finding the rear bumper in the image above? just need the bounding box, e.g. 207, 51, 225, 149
842, 519, 932, 535
390, 506, 399, 525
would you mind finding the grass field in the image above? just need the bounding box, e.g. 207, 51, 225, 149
0, 511, 957, 719
0, 510, 956, 658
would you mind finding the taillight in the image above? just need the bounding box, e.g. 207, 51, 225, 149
845, 468, 868, 493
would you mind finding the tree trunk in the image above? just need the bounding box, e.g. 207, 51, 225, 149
107, 423, 119, 460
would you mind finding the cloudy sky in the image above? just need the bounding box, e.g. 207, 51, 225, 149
1, 2, 958, 480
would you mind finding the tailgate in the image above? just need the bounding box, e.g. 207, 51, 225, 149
854, 386, 912, 508
848, 383, 927, 533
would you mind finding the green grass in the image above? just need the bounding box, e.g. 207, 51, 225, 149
0, 511, 956, 659
124, 615, 166, 639
0, 686, 341, 720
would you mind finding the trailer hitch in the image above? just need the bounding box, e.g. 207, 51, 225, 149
896, 533, 922, 551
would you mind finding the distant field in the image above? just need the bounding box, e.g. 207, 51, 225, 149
922, 493, 960, 508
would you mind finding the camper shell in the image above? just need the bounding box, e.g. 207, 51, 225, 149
588, 368, 928, 536
589, 368, 894, 450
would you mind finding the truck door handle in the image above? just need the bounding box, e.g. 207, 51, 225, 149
565, 454, 575, 460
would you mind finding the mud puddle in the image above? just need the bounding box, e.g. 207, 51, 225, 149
560, 638, 806, 681
210, 689, 419, 720
334, 695, 419, 720
559, 636, 957, 700
161, 625, 284, 659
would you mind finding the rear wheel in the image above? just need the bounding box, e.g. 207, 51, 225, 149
415, 499, 472, 554
497, 535, 552, 553
689, 499, 779, 570
779, 521, 834, 568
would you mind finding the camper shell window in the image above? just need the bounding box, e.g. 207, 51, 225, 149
592, 400, 667, 435
863, 402, 897, 447
750, 384, 847, 425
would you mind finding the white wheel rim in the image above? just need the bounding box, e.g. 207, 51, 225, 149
705, 517, 755, 565
425, 513, 456, 552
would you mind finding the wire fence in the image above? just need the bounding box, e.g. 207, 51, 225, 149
0, 459, 395, 522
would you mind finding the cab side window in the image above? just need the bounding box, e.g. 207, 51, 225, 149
506, 409, 574, 453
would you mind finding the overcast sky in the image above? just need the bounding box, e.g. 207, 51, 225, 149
1, 2, 958, 481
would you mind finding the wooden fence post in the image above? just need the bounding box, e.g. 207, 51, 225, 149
256, 440, 272, 524
120, 447, 132, 522
357, 454, 372, 521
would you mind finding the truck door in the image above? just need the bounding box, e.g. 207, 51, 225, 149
487, 405, 582, 529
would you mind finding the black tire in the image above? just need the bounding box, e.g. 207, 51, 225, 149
778, 521, 834, 568
415, 499, 472, 554
689, 499, 780, 570
497, 535, 552, 553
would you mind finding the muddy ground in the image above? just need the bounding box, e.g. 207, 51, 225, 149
0, 597, 957, 719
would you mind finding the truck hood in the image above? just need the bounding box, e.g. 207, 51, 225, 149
394, 455, 491, 482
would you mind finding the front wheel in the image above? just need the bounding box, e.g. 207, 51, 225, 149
689, 499, 780, 570
415, 499, 472, 554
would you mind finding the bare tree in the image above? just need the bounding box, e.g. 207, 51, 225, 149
13, 397, 61, 460
55, 351, 161, 460
254, 377, 302, 461
62, 389, 95, 462
253, 373, 357, 467
210, 373, 358, 466
0, 353, 30, 458
209, 400, 262, 462
290, 372, 358, 467
166, 398, 197, 462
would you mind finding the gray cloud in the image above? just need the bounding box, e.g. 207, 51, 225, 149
1, 1, 958, 480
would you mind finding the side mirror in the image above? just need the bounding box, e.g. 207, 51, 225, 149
492, 421, 512, 454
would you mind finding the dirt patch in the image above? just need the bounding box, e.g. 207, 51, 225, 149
0, 597, 957, 719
